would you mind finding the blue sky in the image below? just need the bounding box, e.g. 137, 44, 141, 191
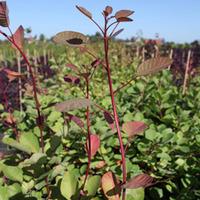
3, 0, 200, 43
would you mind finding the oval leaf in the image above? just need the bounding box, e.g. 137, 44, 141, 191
122, 121, 148, 138
117, 17, 133, 22
0, 163, 23, 183
101, 171, 120, 200
136, 57, 173, 76
55, 98, 91, 112
76, 5, 92, 19
53, 31, 88, 47
122, 174, 154, 189
0, 1, 9, 27
60, 171, 78, 199
85, 175, 101, 196
111, 28, 124, 38
87, 134, 100, 157
115, 10, 134, 19
67, 114, 84, 128
104, 6, 113, 16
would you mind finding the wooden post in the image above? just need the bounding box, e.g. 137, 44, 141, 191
168, 49, 173, 70
26, 49, 30, 78
182, 50, 191, 95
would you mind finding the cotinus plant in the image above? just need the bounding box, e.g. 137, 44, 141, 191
53, 5, 173, 200
0, 2, 173, 200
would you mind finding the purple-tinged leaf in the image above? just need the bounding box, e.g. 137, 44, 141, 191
122, 121, 148, 138
111, 28, 124, 38
53, 31, 88, 47
87, 134, 100, 157
101, 171, 120, 200
67, 114, 84, 128
104, 112, 114, 124
76, 5, 92, 19
121, 174, 154, 189
136, 57, 173, 76
0, 1, 9, 27
117, 17, 133, 22
55, 98, 91, 112
115, 10, 134, 19
64, 75, 80, 85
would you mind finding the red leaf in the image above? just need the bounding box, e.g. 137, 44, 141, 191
121, 173, 154, 189
67, 114, 84, 128
101, 171, 120, 200
117, 17, 133, 22
76, 5, 92, 19
3, 68, 23, 82
12, 25, 24, 49
111, 28, 124, 38
64, 75, 80, 85
115, 10, 134, 19
122, 121, 148, 138
87, 134, 100, 157
104, 6, 113, 16
0, 1, 9, 27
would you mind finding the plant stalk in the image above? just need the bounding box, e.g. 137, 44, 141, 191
103, 19, 127, 200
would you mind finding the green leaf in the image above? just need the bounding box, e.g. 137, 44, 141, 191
0, 186, 9, 200
2, 137, 31, 154
21, 153, 46, 166
19, 132, 40, 153
85, 176, 101, 196
7, 183, 21, 197
0, 164, 23, 182
126, 188, 144, 200
60, 171, 78, 199
2, 132, 40, 154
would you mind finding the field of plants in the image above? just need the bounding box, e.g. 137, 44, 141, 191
0, 2, 200, 200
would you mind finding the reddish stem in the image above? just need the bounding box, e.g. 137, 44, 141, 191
82, 76, 92, 193
103, 17, 127, 200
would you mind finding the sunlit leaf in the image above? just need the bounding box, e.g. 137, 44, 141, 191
87, 134, 100, 157
122, 121, 148, 138
101, 171, 120, 200
121, 174, 154, 189
53, 31, 88, 47
60, 171, 78, 199
115, 10, 134, 19
136, 57, 173, 76
55, 98, 91, 112
3, 68, 23, 82
76, 5, 92, 19
104, 6, 113, 16
12, 25, 24, 49
85, 175, 101, 196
